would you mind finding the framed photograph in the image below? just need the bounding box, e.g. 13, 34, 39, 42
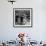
13, 8, 33, 27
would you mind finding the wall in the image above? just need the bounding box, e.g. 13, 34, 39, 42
0, 0, 46, 42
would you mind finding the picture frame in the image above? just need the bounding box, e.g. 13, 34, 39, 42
13, 8, 33, 28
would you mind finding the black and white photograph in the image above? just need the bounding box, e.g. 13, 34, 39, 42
13, 8, 32, 27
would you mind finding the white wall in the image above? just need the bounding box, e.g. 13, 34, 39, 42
0, 0, 46, 42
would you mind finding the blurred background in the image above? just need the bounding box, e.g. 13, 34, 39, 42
0, 0, 46, 46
